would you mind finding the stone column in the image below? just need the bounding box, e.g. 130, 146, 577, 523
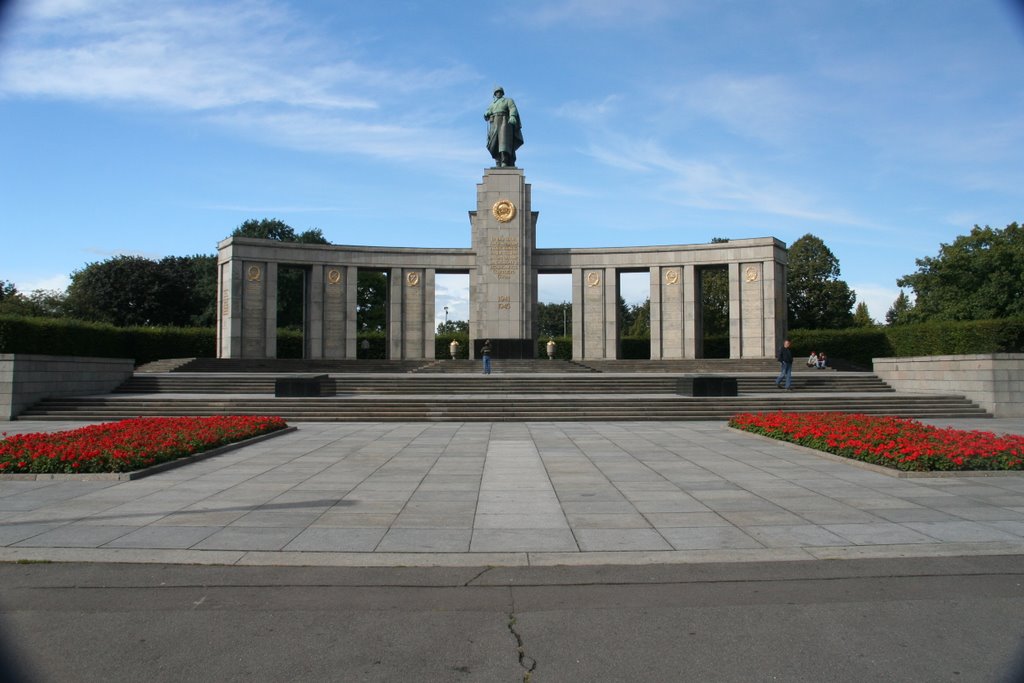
579, 267, 610, 359
652, 265, 687, 359
387, 267, 432, 360
312, 265, 353, 359
571, 268, 584, 360
604, 267, 618, 359
683, 264, 699, 359
649, 268, 663, 360
345, 265, 359, 359
470, 167, 536, 357
728, 262, 741, 359
217, 258, 243, 358
738, 262, 765, 358
307, 267, 324, 359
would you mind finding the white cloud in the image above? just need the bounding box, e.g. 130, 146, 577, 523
0, 0, 479, 165
681, 74, 812, 145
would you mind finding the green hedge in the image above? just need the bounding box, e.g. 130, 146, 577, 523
884, 318, 1024, 356
358, 331, 387, 359
537, 336, 572, 360
6, 314, 1021, 367
0, 315, 215, 364
787, 328, 894, 369
435, 332, 470, 359
788, 318, 1024, 368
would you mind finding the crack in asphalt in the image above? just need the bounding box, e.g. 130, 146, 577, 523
506, 612, 536, 682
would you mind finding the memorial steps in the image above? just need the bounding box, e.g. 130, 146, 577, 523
19, 359, 990, 421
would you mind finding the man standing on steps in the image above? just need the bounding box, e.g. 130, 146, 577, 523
776, 339, 794, 391
481, 340, 492, 375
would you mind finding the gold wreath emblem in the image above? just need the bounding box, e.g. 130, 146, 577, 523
327, 269, 342, 285
406, 272, 420, 287
586, 271, 601, 288
246, 265, 261, 282
664, 269, 679, 286
744, 266, 759, 283
492, 199, 516, 223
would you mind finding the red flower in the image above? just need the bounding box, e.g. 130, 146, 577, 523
0, 416, 288, 475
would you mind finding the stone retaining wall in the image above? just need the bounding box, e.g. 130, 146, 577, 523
873, 354, 1024, 418
0, 354, 134, 420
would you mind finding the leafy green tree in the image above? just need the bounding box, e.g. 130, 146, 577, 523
897, 222, 1024, 321
700, 266, 729, 337
230, 218, 329, 245
886, 290, 914, 326
0, 280, 17, 301
0, 289, 67, 317
437, 320, 468, 335
65, 256, 166, 326
537, 301, 571, 338
357, 270, 388, 332
157, 255, 217, 327
852, 301, 874, 327
623, 299, 650, 337
787, 234, 856, 329
64, 255, 216, 327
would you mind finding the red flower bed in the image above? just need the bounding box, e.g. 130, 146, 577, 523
729, 412, 1024, 472
0, 416, 288, 474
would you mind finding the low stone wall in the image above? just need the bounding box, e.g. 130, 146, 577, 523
0, 354, 134, 420
873, 354, 1024, 418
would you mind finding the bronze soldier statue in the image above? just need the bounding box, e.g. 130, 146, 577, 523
484, 86, 524, 168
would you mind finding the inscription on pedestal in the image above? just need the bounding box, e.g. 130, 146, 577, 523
489, 236, 519, 279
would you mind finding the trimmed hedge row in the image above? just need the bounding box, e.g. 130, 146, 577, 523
0, 315, 215, 365
5, 314, 1022, 366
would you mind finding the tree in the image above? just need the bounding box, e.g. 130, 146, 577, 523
786, 234, 856, 329
623, 299, 650, 337
64, 255, 215, 327
231, 218, 329, 245
537, 301, 571, 338
436, 320, 469, 335
65, 256, 166, 326
357, 271, 388, 332
157, 255, 217, 326
897, 222, 1024, 321
700, 266, 729, 337
852, 301, 874, 327
885, 290, 914, 326
0, 279, 17, 301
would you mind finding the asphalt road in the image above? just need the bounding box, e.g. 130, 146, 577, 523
1, 556, 1023, 682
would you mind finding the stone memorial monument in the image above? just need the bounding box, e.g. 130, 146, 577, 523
216, 88, 786, 361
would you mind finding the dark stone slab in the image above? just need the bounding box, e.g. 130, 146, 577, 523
275, 375, 330, 397
678, 376, 738, 397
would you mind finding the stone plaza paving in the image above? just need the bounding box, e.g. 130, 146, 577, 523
1, 419, 1023, 567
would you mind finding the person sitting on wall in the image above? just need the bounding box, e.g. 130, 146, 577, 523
806, 351, 819, 368
817, 352, 829, 369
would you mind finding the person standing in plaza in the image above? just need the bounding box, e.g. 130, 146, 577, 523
481, 339, 492, 375
776, 339, 794, 390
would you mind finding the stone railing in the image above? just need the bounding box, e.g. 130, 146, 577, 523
873, 354, 1024, 418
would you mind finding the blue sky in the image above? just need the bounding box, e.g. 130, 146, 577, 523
2, 0, 1022, 325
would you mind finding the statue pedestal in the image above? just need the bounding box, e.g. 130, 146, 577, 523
470, 168, 536, 357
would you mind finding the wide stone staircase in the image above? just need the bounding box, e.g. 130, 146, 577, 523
19, 358, 991, 422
